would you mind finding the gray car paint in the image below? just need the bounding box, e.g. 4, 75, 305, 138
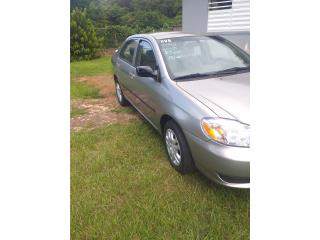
177, 72, 250, 124
112, 32, 250, 188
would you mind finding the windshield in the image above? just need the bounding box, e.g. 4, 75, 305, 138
157, 36, 250, 80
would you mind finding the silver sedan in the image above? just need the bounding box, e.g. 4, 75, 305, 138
112, 32, 250, 188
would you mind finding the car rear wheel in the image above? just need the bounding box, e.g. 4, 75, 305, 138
164, 120, 195, 174
115, 81, 129, 106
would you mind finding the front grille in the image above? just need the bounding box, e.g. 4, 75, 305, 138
218, 174, 250, 184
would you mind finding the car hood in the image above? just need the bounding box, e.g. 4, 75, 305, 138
177, 72, 250, 124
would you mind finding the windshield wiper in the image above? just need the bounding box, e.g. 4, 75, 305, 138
173, 66, 249, 80
173, 73, 211, 80
213, 66, 250, 75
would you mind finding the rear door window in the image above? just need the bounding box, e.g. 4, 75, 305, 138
119, 39, 138, 65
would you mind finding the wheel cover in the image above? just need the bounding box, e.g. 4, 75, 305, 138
116, 83, 122, 102
165, 128, 182, 166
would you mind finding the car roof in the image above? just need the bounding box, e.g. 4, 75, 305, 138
131, 31, 199, 40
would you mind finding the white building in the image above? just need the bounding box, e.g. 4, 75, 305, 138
182, 0, 250, 52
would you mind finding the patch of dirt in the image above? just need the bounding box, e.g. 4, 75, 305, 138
78, 75, 115, 97
71, 74, 140, 131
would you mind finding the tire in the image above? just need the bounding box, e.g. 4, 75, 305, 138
115, 80, 129, 106
163, 120, 195, 174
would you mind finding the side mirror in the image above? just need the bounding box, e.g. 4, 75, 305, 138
136, 66, 161, 82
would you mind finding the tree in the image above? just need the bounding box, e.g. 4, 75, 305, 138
109, 0, 133, 8
121, 11, 167, 29
70, 0, 183, 50
132, 0, 182, 18
71, 0, 92, 9
105, 4, 128, 25
70, 8, 102, 61
101, 25, 136, 48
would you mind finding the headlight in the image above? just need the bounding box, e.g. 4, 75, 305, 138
201, 118, 250, 147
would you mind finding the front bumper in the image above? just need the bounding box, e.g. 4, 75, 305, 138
184, 131, 250, 189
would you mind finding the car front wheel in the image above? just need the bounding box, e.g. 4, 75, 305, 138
164, 120, 195, 174
115, 81, 129, 106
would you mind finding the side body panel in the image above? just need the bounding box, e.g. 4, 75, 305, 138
114, 36, 218, 139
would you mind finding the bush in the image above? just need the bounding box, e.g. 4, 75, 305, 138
96, 25, 137, 48
70, 8, 103, 61
97, 25, 165, 49
94, 10, 174, 49
120, 11, 167, 30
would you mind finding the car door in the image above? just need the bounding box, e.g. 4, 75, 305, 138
116, 38, 139, 105
133, 39, 162, 126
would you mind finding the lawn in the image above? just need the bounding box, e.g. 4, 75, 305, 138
70, 107, 87, 118
71, 56, 113, 78
70, 80, 100, 99
71, 122, 249, 239
70, 56, 113, 99
71, 56, 250, 239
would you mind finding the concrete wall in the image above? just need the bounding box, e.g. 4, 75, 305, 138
182, 0, 208, 33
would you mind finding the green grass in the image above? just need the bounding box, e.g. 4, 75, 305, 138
70, 80, 100, 99
71, 56, 113, 78
70, 56, 113, 99
71, 107, 87, 118
71, 121, 250, 239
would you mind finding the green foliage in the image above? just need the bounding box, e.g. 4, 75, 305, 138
132, 0, 182, 18
93, 10, 174, 48
122, 11, 168, 29
71, 0, 92, 9
169, 14, 182, 27
71, 8, 103, 61
88, 3, 128, 27
109, 0, 134, 8
97, 25, 136, 48
71, 0, 182, 50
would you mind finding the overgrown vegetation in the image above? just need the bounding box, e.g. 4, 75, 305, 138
71, 8, 103, 61
70, 0, 182, 60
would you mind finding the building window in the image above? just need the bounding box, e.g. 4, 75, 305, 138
209, 0, 232, 11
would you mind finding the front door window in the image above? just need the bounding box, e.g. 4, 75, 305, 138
136, 40, 157, 70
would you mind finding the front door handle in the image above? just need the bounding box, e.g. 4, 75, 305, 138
129, 72, 135, 79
